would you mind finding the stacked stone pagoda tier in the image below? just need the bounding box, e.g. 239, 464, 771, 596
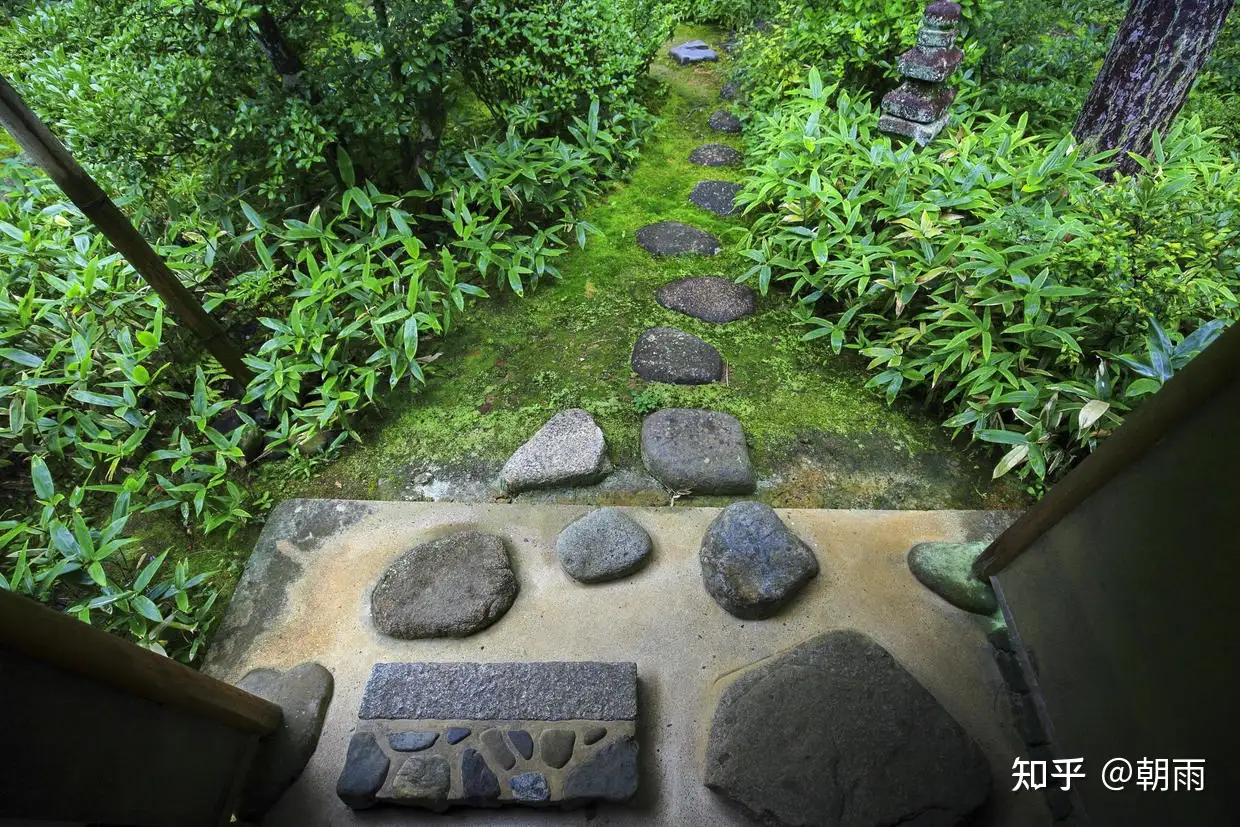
879, 1, 962, 146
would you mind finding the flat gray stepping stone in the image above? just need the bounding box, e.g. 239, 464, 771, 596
706, 630, 991, 826
636, 221, 722, 256
700, 501, 819, 619
641, 409, 755, 495
501, 408, 611, 493
556, 508, 653, 583
237, 662, 334, 819
669, 40, 718, 65
907, 541, 997, 614
689, 143, 743, 167
708, 110, 742, 133
631, 326, 724, 385
336, 732, 389, 809
370, 530, 517, 639
689, 180, 742, 217
656, 276, 756, 323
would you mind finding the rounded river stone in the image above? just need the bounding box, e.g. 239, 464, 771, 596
540, 729, 576, 769
556, 508, 653, 584
631, 326, 724, 385
689, 143, 743, 167
370, 531, 517, 639
907, 541, 997, 614
700, 501, 818, 619
656, 276, 756, 324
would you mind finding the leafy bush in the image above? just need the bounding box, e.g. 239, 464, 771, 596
671, 0, 776, 29
737, 72, 1238, 485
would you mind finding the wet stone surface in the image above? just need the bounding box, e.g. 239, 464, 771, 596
656, 275, 757, 323
669, 39, 718, 65
699, 501, 819, 619
631, 326, 725, 385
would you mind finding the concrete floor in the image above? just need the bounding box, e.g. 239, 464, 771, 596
205, 499, 1049, 826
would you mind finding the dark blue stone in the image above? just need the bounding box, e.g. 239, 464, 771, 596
507, 729, 534, 760
510, 771, 551, 802
461, 748, 500, 802
445, 726, 471, 744
335, 732, 390, 810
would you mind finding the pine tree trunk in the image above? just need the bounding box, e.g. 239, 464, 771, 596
1073, 0, 1234, 177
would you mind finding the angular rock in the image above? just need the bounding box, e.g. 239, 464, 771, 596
508, 729, 534, 760
720, 81, 740, 101
641, 409, 755, 495
461, 748, 500, 803
881, 80, 957, 124
656, 275, 757, 323
705, 630, 992, 826
510, 772, 551, 802
925, 0, 963, 27
387, 731, 437, 752
481, 728, 517, 770
670, 39, 718, 65
556, 508, 653, 584
388, 754, 451, 805
583, 726, 607, 745
708, 109, 742, 133
370, 530, 517, 639
689, 143, 743, 167
700, 501, 819, 619
562, 736, 639, 802
336, 731, 390, 810
631, 326, 724, 385
501, 409, 611, 493
898, 46, 964, 83
689, 180, 742, 217
236, 662, 334, 820
879, 112, 950, 147
636, 221, 722, 256
445, 726, 471, 744
540, 729, 576, 769
917, 24, 958, 48
907, 541, 998, 614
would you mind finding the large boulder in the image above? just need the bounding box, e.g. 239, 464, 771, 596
705, 630, 992, 826
699, 502, 818, 619
641, 409, 755, 495
689, 180, 742, 217
370, 531, 518, 639
656, 276, 757, 324
689, 143, 743, 167
636, 221, 722, 256
631, 326, 725, 385
556, 508, 653, 584
501, 409, 611, 493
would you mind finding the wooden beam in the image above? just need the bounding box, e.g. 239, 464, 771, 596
0, 589, 281, 736
0, 74, 253, 384
974, 320, 1240, 578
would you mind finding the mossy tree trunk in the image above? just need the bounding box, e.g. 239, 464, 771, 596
1074, 0, 1234, 177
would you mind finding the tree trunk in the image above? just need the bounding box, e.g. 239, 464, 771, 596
372, 0, 416, 182
251, 7, 307, 92
1074, 0, 1234, 177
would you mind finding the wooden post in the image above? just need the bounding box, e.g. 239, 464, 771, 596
0, 74, 254, 384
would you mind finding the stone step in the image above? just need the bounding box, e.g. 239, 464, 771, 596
636, 221, 722, 256
689, 180, 741, 217
707, 109, 742, 133
631, 326, 725, 385
656, 276, 757, 324
669, 40, 718, 65
689, 143, 743, 167
500, 409, 612, 494
640, 408, 755, 495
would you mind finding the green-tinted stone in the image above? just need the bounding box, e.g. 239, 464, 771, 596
907, 541, 998, 615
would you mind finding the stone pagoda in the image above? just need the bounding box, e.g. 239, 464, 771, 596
879, 1, 963, 145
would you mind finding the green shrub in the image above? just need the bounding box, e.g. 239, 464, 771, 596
671, 0, 775, 29
737, 71, 1239, 485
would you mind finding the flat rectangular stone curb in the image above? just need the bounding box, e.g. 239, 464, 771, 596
360, 662, 638, 721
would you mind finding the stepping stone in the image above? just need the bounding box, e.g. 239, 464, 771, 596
656, 276, 757, 324
689, 143, 743, 167
370, 530, 517, 639
699, 501, 819, 619
631, 326, 724, 385
556, 508, 653, 583
669, 40, 718, 65
636, 221, 722, 257
500, 408, 611, 493
341, 661, 639, 811
641, 409, 755, 495
689, 180, 742, 217
708, 110, 742, 133
720, 81, 740, 101
705, 630, 992, 826
907, 541, 998, 614
235, 662, 334, 820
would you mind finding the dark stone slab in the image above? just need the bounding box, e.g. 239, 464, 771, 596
705, 630, 992, 826
388, 754, 451, 806
898, 46, 963, 83
656, 276, 757, 323
882, 80, 957, 124
540, 729, 576, 769
925, 0, 963, 27
583, 726, 607, 745
445, 726, 471, 744
511, 771, 551, 802
689, 180, 742, 217
481, 729, 516, 770
708, 110, 742, 133
689, 143, 743, 167
636, 221, 722, 256
336, 732, 390, 810
641, 409, 755, 495
556, 508, 652, 584
461, 748, 500, 803
631, 326, 724, 385
359, 661, 638, 721
720, 81, 740, 101
562, 736, 639, 802
907, 541, 998, 614
370, 531, 517, 639
700, 501, 819, 619
669, 40, 718, 65
508, 729, 534, 760
236, 662, 334, 820
388, 730, 438, 752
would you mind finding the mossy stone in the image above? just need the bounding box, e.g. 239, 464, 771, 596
907, 541, 997, 615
